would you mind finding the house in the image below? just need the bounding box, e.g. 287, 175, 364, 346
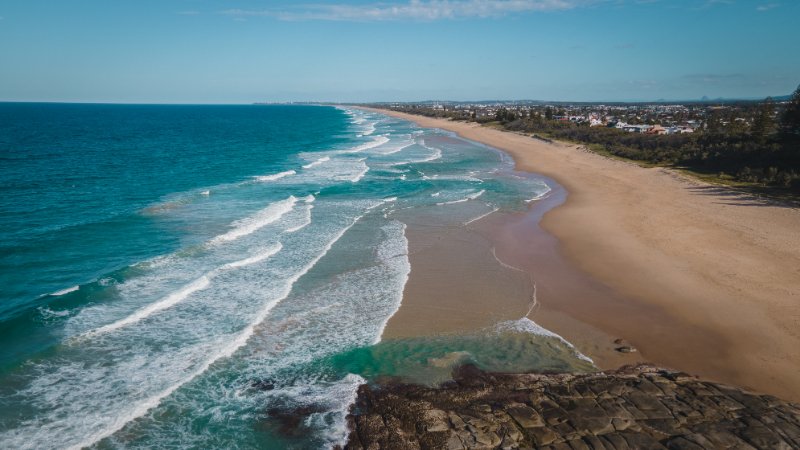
617, 123, 652, 133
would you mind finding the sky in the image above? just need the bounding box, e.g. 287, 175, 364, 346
0, 0, 798, 103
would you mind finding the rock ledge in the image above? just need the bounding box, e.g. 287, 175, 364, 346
341, 365, 800, 449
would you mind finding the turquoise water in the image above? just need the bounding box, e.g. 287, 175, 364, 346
0, 104, 589, 449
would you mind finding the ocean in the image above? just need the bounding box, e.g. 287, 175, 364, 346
0, 103, 591, 449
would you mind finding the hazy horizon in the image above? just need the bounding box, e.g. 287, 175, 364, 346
0, 91, 794, 106
1, 0, 798, 103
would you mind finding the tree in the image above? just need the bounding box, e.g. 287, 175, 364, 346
781, 84, 800, 136
705, 111, 723, 134
495, 108, 515, 123
751, 97, 776, 140
544, 107, 553, 120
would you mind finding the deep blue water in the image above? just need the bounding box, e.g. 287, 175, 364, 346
0, 104, 349, 320
0, 104, 590, 449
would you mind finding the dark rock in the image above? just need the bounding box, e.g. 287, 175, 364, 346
265, 403, 326, 437
505, 403, 545, 428
613, 339, 637, 354
342, 364, 800, 449
251, 378, 276, 390
528, 425, 559, 446
663, 436, 705, 450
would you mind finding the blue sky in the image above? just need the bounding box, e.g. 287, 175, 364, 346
0, 0, 797, 103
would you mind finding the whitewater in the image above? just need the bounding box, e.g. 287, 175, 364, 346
0, 105, 577, 449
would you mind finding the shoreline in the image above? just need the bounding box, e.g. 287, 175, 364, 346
381, 173, 642, 371
362, 107, 800, 402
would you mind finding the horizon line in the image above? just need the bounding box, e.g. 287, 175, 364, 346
0, 94, 791, 107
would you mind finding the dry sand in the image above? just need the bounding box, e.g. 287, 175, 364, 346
368, 108, 800, 402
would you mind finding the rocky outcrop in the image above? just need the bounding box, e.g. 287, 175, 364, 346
341, 365, 800, 449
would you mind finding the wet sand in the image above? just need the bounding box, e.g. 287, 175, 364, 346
382, 210, 533, 337
370, 108, 800, 402
383, 188, 643, 371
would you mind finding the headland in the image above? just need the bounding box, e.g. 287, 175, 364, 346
342, 364, 800, 449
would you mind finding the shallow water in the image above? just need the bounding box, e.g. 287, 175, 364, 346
0, 104, 590, 449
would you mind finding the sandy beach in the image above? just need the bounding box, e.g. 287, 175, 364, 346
368, 108, 800, 402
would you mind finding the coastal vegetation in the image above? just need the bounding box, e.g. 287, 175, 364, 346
384, 85, 800, 196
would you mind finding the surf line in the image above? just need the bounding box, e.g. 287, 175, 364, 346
491, 246, 593, 364
66, 215, 364, 450
76, 194, 316, 340
463, 204, 500, 226
209, 196, 297, 245
76, 243, 283, 340
491, 246, 539, 317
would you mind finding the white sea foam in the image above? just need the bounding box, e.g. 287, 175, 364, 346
464, 206, 499, 225
350, 165, 369, 183
338, 135, 389, 154
253, 170, 296, 182
285, 204, 313, 233
227, 210, 365, 353
230, 218, 410, 447
302, 156, 330, 169
210, 196, 297, 244
491, 246, 525, 273
495, 318, 594, 364
301, 156, 370, 185
436, 190, 485, 206
373, 221, 411, 343
372, 140, 413, 155
1, 109, 582, 449
385, 145, 442, 167
38, 307, 71, 319
221, 243, 283, 270
333, 160, 369, 183
37, 216, 364, 450
525, 185, 552, 203
423, 174, 483, 183
200, 190, 211, 196
98, 278, 116, 287
380, 167, 409, 174
62, 338, 251, 450
418, 147, 442, 163
321, 374, 367, 447
418, 139, 443, 163
361, 122, 376, 136
82, 242, 285, 338
83, 276, 212, 337
169, 215, 367, 402
51, 286, 79, 296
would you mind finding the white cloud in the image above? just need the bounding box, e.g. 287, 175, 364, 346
223, 0, 587, 22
